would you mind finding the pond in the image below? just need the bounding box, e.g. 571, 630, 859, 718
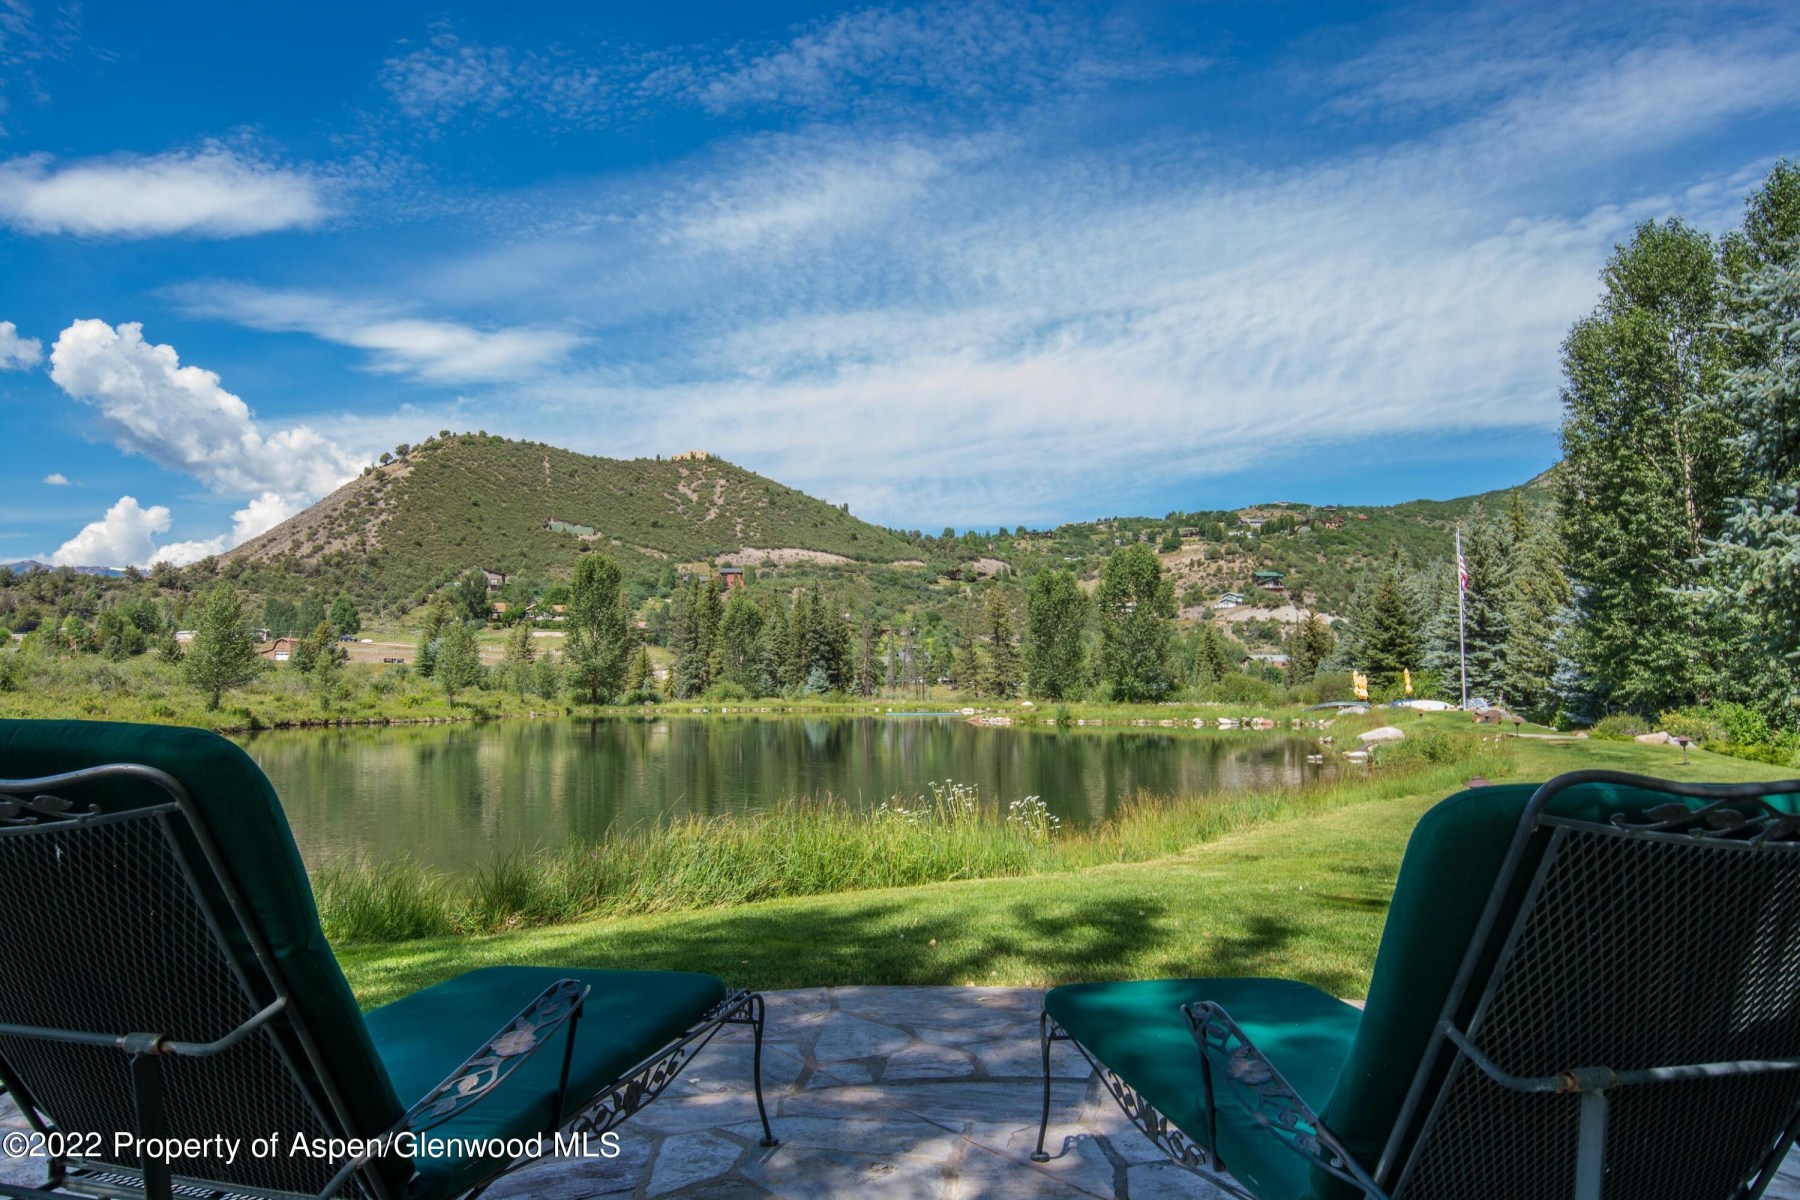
237, 715, 1335, 873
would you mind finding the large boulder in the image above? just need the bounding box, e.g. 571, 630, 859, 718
1359, 726, 1406, 745
1634, 730, 1674, 745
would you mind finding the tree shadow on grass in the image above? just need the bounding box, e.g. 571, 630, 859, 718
342, 890, 1366, 1009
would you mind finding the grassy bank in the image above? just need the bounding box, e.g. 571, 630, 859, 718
314, 729, 1511, 942
335, 736, 1799, 1008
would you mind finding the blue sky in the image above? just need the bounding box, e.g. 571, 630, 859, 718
0, 0, 1796, 566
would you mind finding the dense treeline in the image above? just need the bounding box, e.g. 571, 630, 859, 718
1324, 161, 1800, 750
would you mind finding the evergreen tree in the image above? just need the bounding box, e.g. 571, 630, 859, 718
298, 620, 347, 704
500, 620, 535, 698
624, 645, 653, 697
1557, 218, 1741, 713
1459, 514, 1511, 699
1362, 573, 1420, 690
1095, 544, 1176, 701
855, 611, 879, 698
436, 622, 481, 699
978, 588, 1022, 698
1501, 511, 1572, 722
414, 598, 453, 679
1192, 623, 1233, 686
784, 589, 813, 691
183, 583, 259, 710
1025, 568, 1088, 700
1704, 167, 1800, 711
755, 601, 790, 695
1288, 614, 1335, 682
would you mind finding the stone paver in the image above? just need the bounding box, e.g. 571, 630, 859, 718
6, 986, 1800, 1197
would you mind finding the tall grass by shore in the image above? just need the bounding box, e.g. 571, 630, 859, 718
312, 731, 1511, 943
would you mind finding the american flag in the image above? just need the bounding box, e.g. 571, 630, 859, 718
1458, 551, 1468, 592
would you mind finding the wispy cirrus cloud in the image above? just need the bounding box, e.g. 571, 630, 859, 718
172, 283, 584, 384
0, 147, 330, 238
380, 2, 1206, 131
341, 6, 1800, 527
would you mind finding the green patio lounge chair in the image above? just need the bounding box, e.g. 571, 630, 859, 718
0, 719, 776, 1200
1031, 770, 1800, 1199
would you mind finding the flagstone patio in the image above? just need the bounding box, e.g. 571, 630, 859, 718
6, 985, 1800, 1198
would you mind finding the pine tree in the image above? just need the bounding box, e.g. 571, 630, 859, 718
183, 583, 259, 710
436, 622, 481, 699
855, 611, 879, 697
1704, 175, 1800, 711
978, 588, 1022, 698
1288, 615, 1335, 682
1501, 511, 1571, 722
1460, 514, 1511, 700
501, 620, 535, 698
756, 602, 790, 695
1362, 573, 1420, 690
624, 645, 653, 698
298, 620, 347, 704
1025, 568, 1088, 700
1192, 623, 1232, 686
785, 589, 813, 691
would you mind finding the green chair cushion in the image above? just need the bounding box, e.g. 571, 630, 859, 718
0, 720, 405, 1155
366, 965, 728, 1198
1046, 977, 1361, 1200
1317, 778, 1800, 1199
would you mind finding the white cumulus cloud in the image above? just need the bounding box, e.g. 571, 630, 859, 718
50, 491, 305, 570
50, 496, 171, 568
49, 319, 360, 500
0, 320, 41, 369
46, 320, 362, 561
0, 149, 328, 238
41, 473, 68, 485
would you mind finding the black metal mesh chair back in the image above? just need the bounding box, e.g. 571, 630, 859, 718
0, 775, 369, 1198
1395, 806, 1800, 1199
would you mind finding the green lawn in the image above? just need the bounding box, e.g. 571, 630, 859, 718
336, 736, 1795, 1009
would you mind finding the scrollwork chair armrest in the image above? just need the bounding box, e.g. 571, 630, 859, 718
1183, 1002, 1388, 1200
404, 979, 592, 1132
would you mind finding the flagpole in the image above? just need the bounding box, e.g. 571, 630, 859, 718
1456, 526, 1468, 710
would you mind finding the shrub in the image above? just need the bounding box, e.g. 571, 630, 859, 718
1590, 712, 1653, 740
1211, 672, 1281, 705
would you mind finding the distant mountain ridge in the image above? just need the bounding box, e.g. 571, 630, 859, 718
2, 559, 127, 578
215, 431, 1554, 617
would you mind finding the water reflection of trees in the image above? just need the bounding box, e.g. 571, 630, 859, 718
240, 719, 1331, 874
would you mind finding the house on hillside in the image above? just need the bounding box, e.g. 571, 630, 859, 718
491, 601, 511, 616
1252, 570, 1287, 593
720, 567, 745, 590
1213, 591, 1246, 609
481, 569, 508, 590
1244, 652, 1291, 669
262, 637, 299, 663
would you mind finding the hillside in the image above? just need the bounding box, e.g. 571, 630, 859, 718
224, 433, 919, 608
213, 429, 1552, 628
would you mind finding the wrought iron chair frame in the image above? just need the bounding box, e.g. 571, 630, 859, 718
1031, 769, 1800, 1200
0, 765, 776, 1200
